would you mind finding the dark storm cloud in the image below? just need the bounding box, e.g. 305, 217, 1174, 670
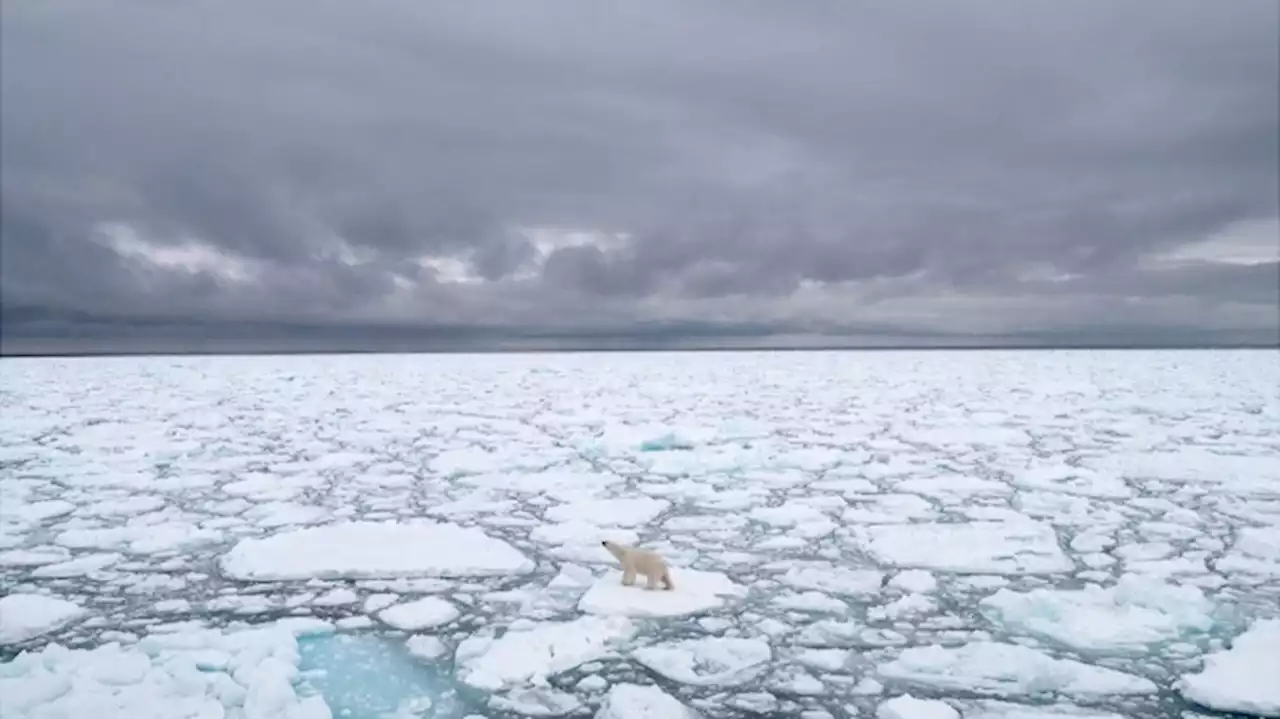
1, 0, 1277, 351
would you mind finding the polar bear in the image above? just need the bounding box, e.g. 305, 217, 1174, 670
601, 540, 674, 591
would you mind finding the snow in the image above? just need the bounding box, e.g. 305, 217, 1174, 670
220, 521, 535, 580
980, 574, 1216, 653
1177, 619, 1280, 717
1, 350, 1277, 718
455, 615, 636, 691
877, 695, 961, 719
632, 637, 772, 687
578, 568, 745, 617
378, 597, 460, 630
878, 642, 1158, 697
0, 593, 88, 644
595, 683, 701, 718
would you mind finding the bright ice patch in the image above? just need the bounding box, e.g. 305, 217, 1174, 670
632, 637, 772, 687
378, 597, 460, 631
1176, 619, 1280, 717
877, 694, 960, 719
0, 619, 334, 717
596, 682, 701, 718
856, 521, 1072, 574
455, 615, 635, 691
980, 574, 1215, 653
877, 642, 1158, 697
578, 569, 745, 617
220, 521, 534, 580
0, 593, 87, 644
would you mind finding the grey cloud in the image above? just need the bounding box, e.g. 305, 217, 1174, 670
1, 0, 1277, 351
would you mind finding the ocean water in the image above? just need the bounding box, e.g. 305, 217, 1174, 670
1, 349, 1277, 718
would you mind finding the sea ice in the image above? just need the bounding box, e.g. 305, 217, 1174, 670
773, 562, 884, 597
1176, 619, 1280, 717
455, 615, 635, 691
877, 694, 960, 719
632, 637, 772, 687
0, 593, 88, 644
378, 597, 460, 630
1217, 526, 1280, 579
980, 574, 1215, 654
0, 619, 333, 718
878, 642, 1158, 697
544, 497, 669, 527
578, 569, 745, 617
856, 521, 1073, 574
30, 552, 122, 578
220, 521, 535, 580
595, 683, 701, 718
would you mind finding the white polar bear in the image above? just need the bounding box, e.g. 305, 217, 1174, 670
601, 540, 674, 591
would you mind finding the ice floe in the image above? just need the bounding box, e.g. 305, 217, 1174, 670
378, 597, 460, 630
632, 637, 772, 687
1177, 618, 1280, 717
856, 521, 1073, 574
877, 642, 1158, 697
877, 694, 960, 719
578, 568, 745, 617
220, 521, 535, 580
0, 593, 87, 645
455, 615, 635, 691
980, 574, 1215, 653
596, 683, 700, 718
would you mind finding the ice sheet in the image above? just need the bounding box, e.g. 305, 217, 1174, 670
0, 593, 87, 645
1176, 619, 1280, 717
578, 568, 745, 617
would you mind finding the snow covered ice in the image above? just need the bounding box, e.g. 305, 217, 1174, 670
1, 350, 1278, 718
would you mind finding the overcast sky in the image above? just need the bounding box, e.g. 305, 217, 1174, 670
2, 0, 1277, 352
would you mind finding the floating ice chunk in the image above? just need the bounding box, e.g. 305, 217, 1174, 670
491, 686, 583, 716
878, 642, 1157, 697
663, 514, 748, 532
870, 594, 936, 621
311, 588, 359, 607
889, 570, 938, 594
774, 562, 884, 596
0, 499, 75, 525
595, 683, 701, 718
842, 494, 936, 524
795, 648, 850, 672
0, 593, 87, 644
774, 591, 847, 614
856, 521, 1072, 575
633, 637, 772, 687
958, 699, 1127, 719
979, 574, 1215, 654
31, 552, 122, 578
1217, 527, 1280, 579
85, 495, 167, 516
530, 522, 637, 547
55, 522, 221, 555
896, 476, 1010, 498
456, 615, 635, 691
2, 619, 333, 717
1012, 463, 1132, 499
877, 694, 960, 719
750, 502, 832, 529
0, 547, 71, 567
243, 501, 330, 528
578, 569, 745, 617
220, 521, 534, 580
1177, 618, 1280, 717
406, 635, 448, 661
378, 597, 460, 630
544, 498, 669, 527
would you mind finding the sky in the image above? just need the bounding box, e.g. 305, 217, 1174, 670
2, 0, 1278, 353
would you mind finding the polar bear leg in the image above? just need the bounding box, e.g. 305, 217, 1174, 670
644, 570, 659, 590
622, 566, 636, 586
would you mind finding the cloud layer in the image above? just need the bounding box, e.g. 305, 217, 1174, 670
3, 0, 1277, 351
